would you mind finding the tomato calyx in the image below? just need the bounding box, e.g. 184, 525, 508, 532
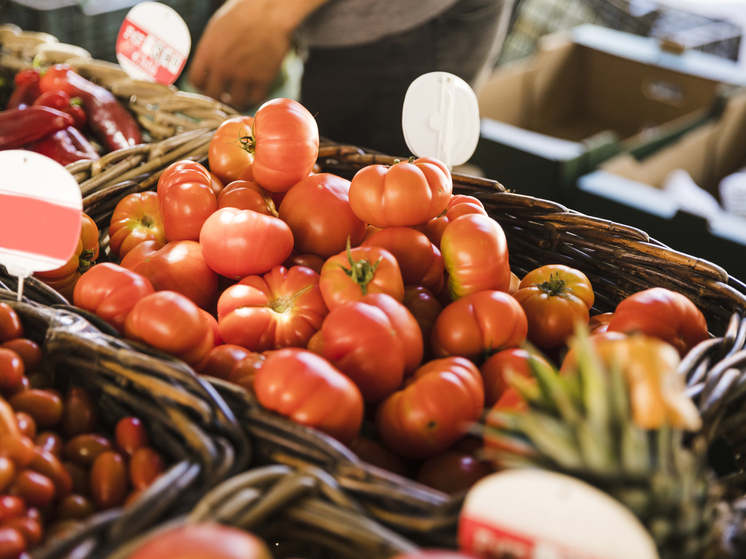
270, 284, 313, 314
236, 132, 256, 154
337, 238, 382, 295
533, 271, 572, 298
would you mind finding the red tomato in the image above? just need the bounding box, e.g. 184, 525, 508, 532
157, 160, 217, 242
0, 349, 24, 390
278, 173, 366, 259
108, 192, 166, 258
402, 285, 443, 361
362, 226, 444, 294
375, 357, 484, 459
480, 348, 552, 407
512, 264, 595, 349
607, 287, 709, 357
195, 345, 251, 379
227, 352, 266, 393
201, 309, 222, 348
208, 172, 224, 197
253, 348, 363, 444
1, 339, 41, 373
320, 293, 423, 403
217, 265, 328, 352
349, 158, 452, 228
440, 213, 510, 301
0, 304, 23, 342
208, 116, 255, 184
249, 98, 319, 192
122, 240, 219, 311
431, 290, 528, 361
200, 207, 294, 278
217, 180, 277, 216
127, 523, 272, 559
72, 263, 155, 334
90, 451, 127, 509
283, 252, 325, 275
115, 417, 148, 456
319, 245, 404, 311
416, 194, 488, 247
129, 447, 164, 490
589, 311, 615, 334
415, 449, 492, 494
124, 291, 213, 366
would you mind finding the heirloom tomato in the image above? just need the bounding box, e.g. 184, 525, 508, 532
416, 194, 488, 247
196, 345, 251, 379
431, 290, 527, 362
349, 157, 452, 228
480, 348, 552, 407
319, 244, 404, 311
108, 191, 165, 259
248, 98, 319, 192
200, 207, 294, 278
512, 264, 595, 348
362, 227, 444, 294
402, 285, 443, 361
440, 213, 511, 301
375, 357, 484, 459
253, 348, 363, 444
217, 179, 277, 216
217, 265, 328, 352
607, 287, 708, 357
73, 263, 155, 334
208, 115, 255, 184
121, 240, 219, 311
320, 293, 423, 403
157, 160, 217, 242
278, 173, 366, 259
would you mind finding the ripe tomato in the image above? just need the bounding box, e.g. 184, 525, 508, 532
362, 227, 444, 294
319, 244, 404, 311
124, 291, 213, 366
217, 265, 328, 352
196, 344, 251, 379
440, 214, 510, 301
320, 293, 423, 403
402, 285, 443, 361
208, 116, 255, 184
253, 348, 363, 444
431, 290, 527, 362
108, 192, 166, 259
128, 523, 272, 559
480, 348, 552, 407
200, 207, 294, 278
375, 357, 484, 459
0, 349, 23, 390
512, 264, 595, 349
217, 180, 277, 216
416, 194, 488, 247
121, 240, 219, 311
349, 158, 452, 228
157, 160, 217, 242
72, 262, 155, 334
415, 449, 492, 494
249, 98, 319, 192
283, 252, 325, 275
0, 303, 23, 342
607, 287, 709, 357
278, 173, 366, 259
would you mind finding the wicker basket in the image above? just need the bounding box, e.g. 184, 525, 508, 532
0, 290, 250, 559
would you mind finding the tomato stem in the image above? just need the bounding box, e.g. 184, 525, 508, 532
271, 285, 313, 314
533, 271, 571, 298
236, 132, 256, 154
337, 237, 381, 295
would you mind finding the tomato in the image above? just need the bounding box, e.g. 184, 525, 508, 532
60, 387, 97, 437
559, 331, 627, 375
217, 265, 328, 352
346, 436, 409, 477
248, 98, 319, 192
108, 192, 166, 258
11, 470, 55, 507
157, 160, 217, 242
589, 312, 614, 334
201, 309, 222, 348
253, 348, 363, 444
208, 116, 255, 184
129, 447, 164, 490
115, 417, 148, 456
63, 433, 112, 467
10, 390, 63, 429
320, 293, 423, 403
200, 207, 294, 278
375, 357, 484, 459
227, 352, 266, 393
124, 291, 213, 366
0, 304, 23, 342
512, 264, 595, 348
0, 458, 14, 493
415, 449, 492, 494
0, 527, 25, 559
607, 287, 709, 357
480, 348, 552, 407
72, 262, 155, 334
2, 339, 41, 373
431, 290, 528, 362
0, 349, 24, 390
402, 286, 443, 361
319, 244, 404, 311
196, 345, 251, 379
121, 240, 219, 311
90, 451, 128, 509
217, 180, 277, 216
362, 226, 444, 294
283, 252, 325, 275
128, 523, 272, 559
349, 157, 452, 228
278, 173, 366, 259
416, 194, 487, 247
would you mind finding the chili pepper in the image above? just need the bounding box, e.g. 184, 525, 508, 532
0, 106, 74, 150
6, 67, 42, 110
28, 127, 100, 166
39, 64, 141, 151
34, 90, 87, 129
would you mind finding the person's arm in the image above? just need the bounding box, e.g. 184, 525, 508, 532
189, 0, 330, 110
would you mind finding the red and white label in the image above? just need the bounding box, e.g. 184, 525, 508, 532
116, 2, 191, 85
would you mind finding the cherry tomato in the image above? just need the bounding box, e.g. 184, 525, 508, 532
128, 447, 164, 490
226, 352, 266, 393
29, 447, 72, 499
14, 412, 34, 439
208, 116, 255, 184
0, 349, 24, 390
63, 434, 112, 467
90, 451, 128, 509
60, 387, 97, 438
0, 458, 15, 493
9, 390, 62, 429
11, 470, 55, 508
0, 527, 25, 559
108, 191, 166, 258
35, 432, 63, 458
415, 449, 492, 494
0, 304, 23, 343
1, 340, 41, 374
55, 494, 95, 521
115, 417, 149, 457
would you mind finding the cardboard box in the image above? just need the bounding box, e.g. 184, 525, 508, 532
469, 24, 746, 200
575, 87, 746, 282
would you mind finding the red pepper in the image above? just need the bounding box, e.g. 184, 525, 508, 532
27, 126, 101, 166
34, 90, 87, 129
6, 67, 42, 109
39, 64, 142, 151
0, 106, 74, 150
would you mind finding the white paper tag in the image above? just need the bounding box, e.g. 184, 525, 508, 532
116, 2, 191, 85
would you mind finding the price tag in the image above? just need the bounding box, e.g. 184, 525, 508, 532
0, 151, 82, 300
459, 470, 659, 559
116, 2, 191, 85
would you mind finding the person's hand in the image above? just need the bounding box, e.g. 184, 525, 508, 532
189, 0, 293, 110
